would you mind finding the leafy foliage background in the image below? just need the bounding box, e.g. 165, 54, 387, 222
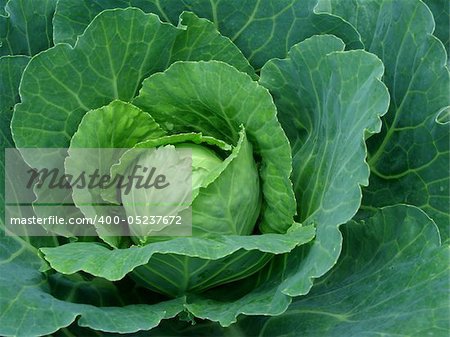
0, 0, 448, 336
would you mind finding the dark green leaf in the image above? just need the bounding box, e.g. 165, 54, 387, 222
423, 0, 450, 61
53, 0, 363, 69
240, 205, 449, 336
0, 227, 185, 336
318, 0, 450, 243
0, 55, 28, 220
0, 0, 57, 56
260, 34, 389, 295
40, 225, 315, 296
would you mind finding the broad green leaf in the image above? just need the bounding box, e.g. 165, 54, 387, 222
0, 232, 73, 337
423, 0, 450, 61
133, 60, 296, 233
40, 225, 315, 297
260, 35, 389, 295
69, 101, 166, 149
0, 226, 186, 336
12, 8, 256, 168
0, 0, 57, 56
53, 0, 363, 69
236, 205, 449, 336
52, 0, 155, 44
11, 8, 179, 157
62, 298, 184, 335
0, 55, 28, 220
54, 6, 257, 78
317, 0, 450, 242
171, 11, 256, 79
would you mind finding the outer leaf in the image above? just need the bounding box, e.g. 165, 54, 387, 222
237, 205, 449, 336
317, 0, 450, 241
52, 0, 162, 44
69, 101, 166, 150
151, 205, 449, 336
423, 0, 450, 61
0, 0, 57, 56
39, 229, 319, 328
133, 60, 296, 233
53, 0, 363, 69
0, 59, 27, 142
40, 225, 315, 297
12, 8, 177, 157
0, 55, 28, 220
11, 8, 255, 169
171, 11, 256, 79
41, 226, 314, 281
260, 35, 389, 295
0, 226, 186, 337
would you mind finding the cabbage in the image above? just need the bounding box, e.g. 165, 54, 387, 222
0, 0, 448, 336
